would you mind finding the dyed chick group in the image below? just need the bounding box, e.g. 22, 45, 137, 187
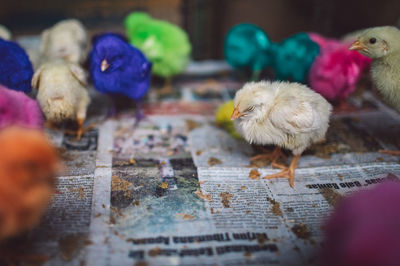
90, 33, 152, 122
231, 81, 332, 187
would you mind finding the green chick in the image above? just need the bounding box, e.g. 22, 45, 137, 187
350, 26, 400, 111
125, 12, 192, 93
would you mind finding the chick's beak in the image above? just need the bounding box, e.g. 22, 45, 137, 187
101, 59, 110, 72
349, 40, 367, 51
231, 107, 244, 120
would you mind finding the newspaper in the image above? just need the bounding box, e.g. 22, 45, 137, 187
3, 58, 400, 265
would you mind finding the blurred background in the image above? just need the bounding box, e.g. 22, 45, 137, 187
1, 0, 400, 60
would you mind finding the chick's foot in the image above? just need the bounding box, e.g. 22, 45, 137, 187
263, 155, 300, 188
64, 118, 97, 141
250, 147, 287, 167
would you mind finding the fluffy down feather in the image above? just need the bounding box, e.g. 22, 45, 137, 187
233, 81, 332, 155
308, 33, 371, 102
90, 33, 152, 100
321, 180, 400, 266
32, 61, 90, 124
0, 127, 60, 240
0, 85, 43, 129
0, 39, 33, 93
125, 12, 191, 78
40, 19, 88, 64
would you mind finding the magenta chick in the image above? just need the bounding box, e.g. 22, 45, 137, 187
0, 85, 43, 129
308, 33, 371, 102
321, 179, 400, 266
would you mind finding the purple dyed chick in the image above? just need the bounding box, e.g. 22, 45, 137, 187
0, 39, 34, 93
90, 33, 152, 119
321, 179, 400, 266
0, 85, 43, 129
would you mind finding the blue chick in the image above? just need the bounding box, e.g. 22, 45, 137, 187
0, 39, 34, 93
90, 33, 152, 121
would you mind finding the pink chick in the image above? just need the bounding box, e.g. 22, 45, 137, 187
321, 179, 400, 266
0, 85, 43, 129
308, 33, 371, 104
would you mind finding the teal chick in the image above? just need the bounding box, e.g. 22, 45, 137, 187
272, 32, 320, 83
224, 23, 272, 81
125, 12, 191, 94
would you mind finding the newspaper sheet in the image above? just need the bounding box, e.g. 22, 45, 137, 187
2, 55, 400, 265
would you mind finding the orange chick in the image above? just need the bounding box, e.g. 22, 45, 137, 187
0, 127, 60, 240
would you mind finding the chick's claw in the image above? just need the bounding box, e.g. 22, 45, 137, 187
263, 155, 300, 188
250, 147, 287, 167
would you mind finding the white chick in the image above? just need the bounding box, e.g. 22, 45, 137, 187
40, 19, 88, 64
32, 60, 91, 140
0, 25, 11, 40
231, 81, 332, 187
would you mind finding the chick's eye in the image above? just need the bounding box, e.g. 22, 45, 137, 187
244, 106, 255, 112
369, 38, 377, 44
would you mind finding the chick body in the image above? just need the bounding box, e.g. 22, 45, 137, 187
32, 61, 90, 124
0, 127, 59, 240
40, 19, 88, 64
234, 81, 332, 156
0, 85, 43, 129
0, 25, 11, 40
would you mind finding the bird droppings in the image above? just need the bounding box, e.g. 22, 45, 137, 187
112, 175, 132, 192
196, 150, 203, 156
208, 157, 222, 166
110, 206, 124, 217
241, 186, 246, 190
195, 189, 211, 201
68, 187, 86, 199
160, 182, 169, 189
132, 200, 140, 206
257, 234, 269, 245
148, 247, 162, 257
59, 234, 87, 261
267, 197, 283, 216
135, 262, 149, 266
249, 169, 261, 180
319, 188, 343, 206
186, 120, 201, 131
177, 213, 195, 220
291, 223, 311, 240
338, 174, 343, 181
220, 192, 233, 208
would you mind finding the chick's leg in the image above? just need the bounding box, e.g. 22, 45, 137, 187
158, 77, 173, 95
263, 155, 300, 188
250, 147, 287, 167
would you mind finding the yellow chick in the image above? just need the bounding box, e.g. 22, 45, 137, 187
350, 26, 400, 156
40, 19, 88, 64
215, 100, 242, 139
31, 61, 91, 140
350, 26, 400, 111
231, 81, 332, 187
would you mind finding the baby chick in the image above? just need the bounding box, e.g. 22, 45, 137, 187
40, 19, 88, 64
125, 12, 191, 93
322, 180, 400, 266
0, 38, 34, 93
231, 81, 332, 187
0, 127, 60, 240
350, 26, 400, 155
0, 84, 43, 129
90, 33, 152, 122
32, 61, 91, 140
0, 25, 11, 40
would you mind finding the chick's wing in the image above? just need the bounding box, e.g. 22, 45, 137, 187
269, 96, 319, 135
